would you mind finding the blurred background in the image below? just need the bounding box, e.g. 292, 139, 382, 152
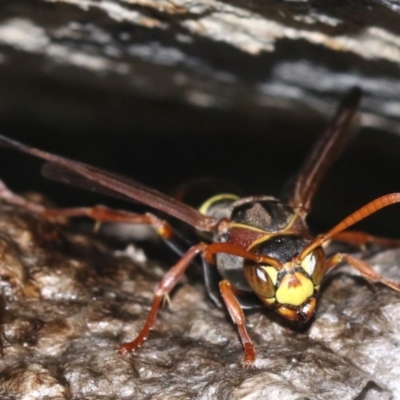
0, 0, 400, 237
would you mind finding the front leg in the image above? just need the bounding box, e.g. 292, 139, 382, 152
219, 280, 256, 368
119, 241, 266, 364
327, 253, 400, 292
119, 243, 208, 354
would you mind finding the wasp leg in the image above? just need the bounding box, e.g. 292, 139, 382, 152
332, 231, 400, 248
0, 178, 179, 240
120, 242, 263, 361
219, 280, 256, 368
119, 243, 207, 354
327, 253, 400, 291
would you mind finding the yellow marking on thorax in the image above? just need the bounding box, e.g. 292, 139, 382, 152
284, 211, 303, 231
275, 273, 314, 306
245, 212, 306, 251
247, 231, 290, 251
199, 194, 239, 215
228, 222, 267, 233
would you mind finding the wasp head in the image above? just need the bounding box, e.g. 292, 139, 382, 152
244, 236, 326, 324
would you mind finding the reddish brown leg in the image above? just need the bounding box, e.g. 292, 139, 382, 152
219, 280, 256, 368
332, 230, 400, 248
0, 178, 174, 238
327, 253, 400, 291
119, 243, 207, 355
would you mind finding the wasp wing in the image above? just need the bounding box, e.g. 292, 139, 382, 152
42, 162, 150, 204
286, 87, 362, 215
0, 135, 218, 231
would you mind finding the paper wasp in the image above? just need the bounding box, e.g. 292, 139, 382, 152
0, 87, 400, 368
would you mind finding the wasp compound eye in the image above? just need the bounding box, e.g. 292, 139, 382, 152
300, 247, 325, 286
244, 264, 277, 299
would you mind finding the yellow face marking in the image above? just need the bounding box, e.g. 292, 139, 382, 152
300, 252, 316, 276
264, 266, 278, 286
275, 272, 314, 306
299, 248, 325, 285
262, 297, 276, 305
199, 194, 239, 215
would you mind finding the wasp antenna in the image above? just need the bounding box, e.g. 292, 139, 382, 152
298, 193, 400, 259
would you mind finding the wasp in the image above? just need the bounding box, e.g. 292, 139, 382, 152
0, 87, 400, 368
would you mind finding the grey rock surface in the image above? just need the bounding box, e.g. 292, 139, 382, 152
0, 201, 399, 399
1, 0, 400, 240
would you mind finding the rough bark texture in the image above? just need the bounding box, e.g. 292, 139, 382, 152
0, 0, 400, 399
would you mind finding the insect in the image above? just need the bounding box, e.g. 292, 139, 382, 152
0, 87, 400, 368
